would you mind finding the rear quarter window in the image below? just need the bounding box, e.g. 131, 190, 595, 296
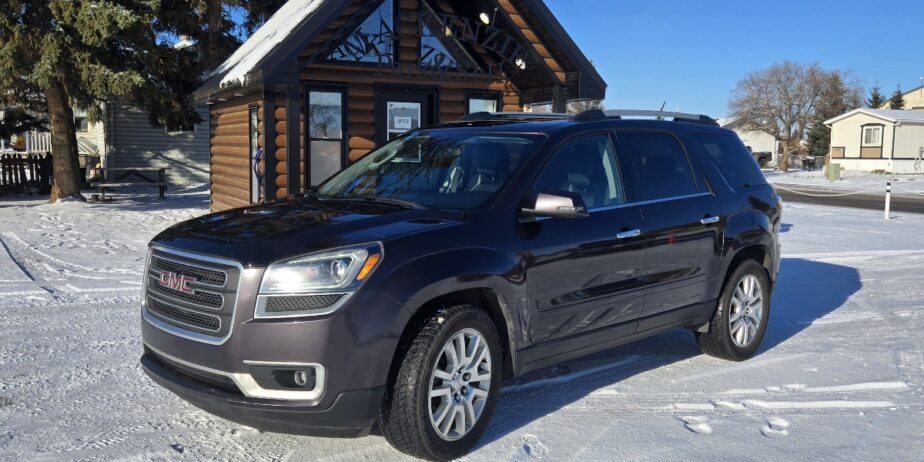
695, 133, 767, 190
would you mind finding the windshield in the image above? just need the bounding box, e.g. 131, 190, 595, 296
317, 131, 542, 210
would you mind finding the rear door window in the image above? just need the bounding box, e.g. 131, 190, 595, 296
695, 133, 767, 190
618, 131, 700, 201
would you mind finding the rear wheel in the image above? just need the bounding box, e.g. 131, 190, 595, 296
697, 260, 771, 361
380, 304, 502, 461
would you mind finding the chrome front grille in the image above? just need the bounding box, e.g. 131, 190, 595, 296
143, 247, 242, 344
147, 275, 224, 309
147, 297, 221, 332
150, 254, 228, 286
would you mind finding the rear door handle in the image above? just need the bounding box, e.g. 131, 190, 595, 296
616, 229, 642, 239
701, 216, 720, 225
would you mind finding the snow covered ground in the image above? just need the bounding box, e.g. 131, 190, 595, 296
1, 190, 923, 461
765, 169, 924, 196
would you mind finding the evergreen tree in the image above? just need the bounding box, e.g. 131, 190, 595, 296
0, 1, 200, 202
156, 0, 288, 75
866, 85, 886, 108
805, 71, 862, 158
889, 86, 906, 110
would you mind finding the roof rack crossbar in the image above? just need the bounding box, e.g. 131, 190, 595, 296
602, 109, 719, 126
456, 110, 719, 127
460, 111, 571, 122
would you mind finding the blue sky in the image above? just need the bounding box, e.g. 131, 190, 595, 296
545, 0, 924, 117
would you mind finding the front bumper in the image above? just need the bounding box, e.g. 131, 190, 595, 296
141, 350, 384, 437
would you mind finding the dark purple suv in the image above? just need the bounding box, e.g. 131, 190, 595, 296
141, 110, 781, 461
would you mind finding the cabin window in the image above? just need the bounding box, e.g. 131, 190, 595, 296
74, 117, 89, 133
308, 89, 345, 186
329, 0, 395, 64
862, 126, 882, 147
166, 122, 196, 136
465, 92, 502, 114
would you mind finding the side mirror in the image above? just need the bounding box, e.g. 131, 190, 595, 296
521, 191, 589, 220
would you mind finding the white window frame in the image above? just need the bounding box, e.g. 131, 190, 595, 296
166, 125, 197, 136
861, 125, 882, 147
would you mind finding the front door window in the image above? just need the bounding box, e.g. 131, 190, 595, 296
386, 102, 421, 142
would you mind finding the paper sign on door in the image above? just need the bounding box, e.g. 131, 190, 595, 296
393, 117, 412, 130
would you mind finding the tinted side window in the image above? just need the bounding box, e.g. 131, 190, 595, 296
619, 132, 699, 201
534, 134, 625, 208
695, 133, 767, 189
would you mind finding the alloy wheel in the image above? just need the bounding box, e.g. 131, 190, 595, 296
428, 328, 492, 441
729, 274, 763, 347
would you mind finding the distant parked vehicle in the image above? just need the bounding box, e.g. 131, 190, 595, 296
752, 152, 772, 168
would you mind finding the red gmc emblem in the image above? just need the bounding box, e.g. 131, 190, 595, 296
159, 271, 196, 295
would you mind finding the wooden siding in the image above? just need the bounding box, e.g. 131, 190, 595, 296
210, 0, 528, 211
210, 94, 262, 212
108, 102, 210, 185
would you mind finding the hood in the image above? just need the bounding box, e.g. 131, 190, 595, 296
152, 197, 464, 267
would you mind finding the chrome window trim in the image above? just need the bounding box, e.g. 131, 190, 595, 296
588, 192, 713, 213
147, 275, 225, 311
142, 245, 243, 346
145, 343, 326, 401
149, 253, 230, 289
254, 292, 355, 319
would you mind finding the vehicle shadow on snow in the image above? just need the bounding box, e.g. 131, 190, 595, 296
475, 257, 861, 447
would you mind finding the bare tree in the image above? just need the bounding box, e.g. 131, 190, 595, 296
729, 62, 841, 171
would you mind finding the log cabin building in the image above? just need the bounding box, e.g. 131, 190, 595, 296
193, 0, 606, 211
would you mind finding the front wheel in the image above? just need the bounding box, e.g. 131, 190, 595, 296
380, 304, 503, 461
697, 260, 771, 361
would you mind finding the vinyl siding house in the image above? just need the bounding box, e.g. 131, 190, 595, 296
3, 103, 210, 184
879, 85, 924, 112
825, 109, 924, 174
101, 101, 211, 185
718, 117, 781, 165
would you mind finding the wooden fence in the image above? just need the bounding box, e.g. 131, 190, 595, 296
0, 153, 53, 195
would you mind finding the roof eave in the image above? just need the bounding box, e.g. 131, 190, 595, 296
521, 0, 607, 101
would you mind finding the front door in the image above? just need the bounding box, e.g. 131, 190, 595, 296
523, 133, 647, 349
375, 88, 437, 146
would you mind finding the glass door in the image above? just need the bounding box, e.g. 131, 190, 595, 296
375, 88, 436, 147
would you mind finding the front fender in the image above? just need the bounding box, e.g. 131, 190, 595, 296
390, 248, 526, 371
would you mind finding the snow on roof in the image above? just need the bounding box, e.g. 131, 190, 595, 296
825, 108, 924, 126
209, 0, 326, 88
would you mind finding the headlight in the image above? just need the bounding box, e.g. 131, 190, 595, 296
259, 243, 383, 294
255, 243, 383, 319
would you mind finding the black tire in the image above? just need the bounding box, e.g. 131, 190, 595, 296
380, 304, 503, 461
697, 260, 771, 361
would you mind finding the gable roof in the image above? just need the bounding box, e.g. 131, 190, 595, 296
825, 108, 924, 126
208, 0, 326, 89
194, 0, 606, 103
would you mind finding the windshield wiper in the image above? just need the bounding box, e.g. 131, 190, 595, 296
329, 196, 426, 210
360, 196, 427, 209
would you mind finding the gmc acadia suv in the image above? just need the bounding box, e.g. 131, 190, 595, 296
140, 109, 781, 460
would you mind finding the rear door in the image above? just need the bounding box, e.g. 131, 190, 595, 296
615, 130, 722, 329
522, 133, 647, 346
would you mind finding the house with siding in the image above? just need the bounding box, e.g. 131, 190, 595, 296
98, 102, 211, 185
718, 117, 781, 165
825, 108, 924, 174
879, 85, 924, 111
193, 0, 607, 212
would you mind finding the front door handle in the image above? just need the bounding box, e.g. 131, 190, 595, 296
617, 229, 642, 239
701, 216, 720, 225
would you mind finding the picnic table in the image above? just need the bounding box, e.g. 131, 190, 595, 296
91, 167, 170, 200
